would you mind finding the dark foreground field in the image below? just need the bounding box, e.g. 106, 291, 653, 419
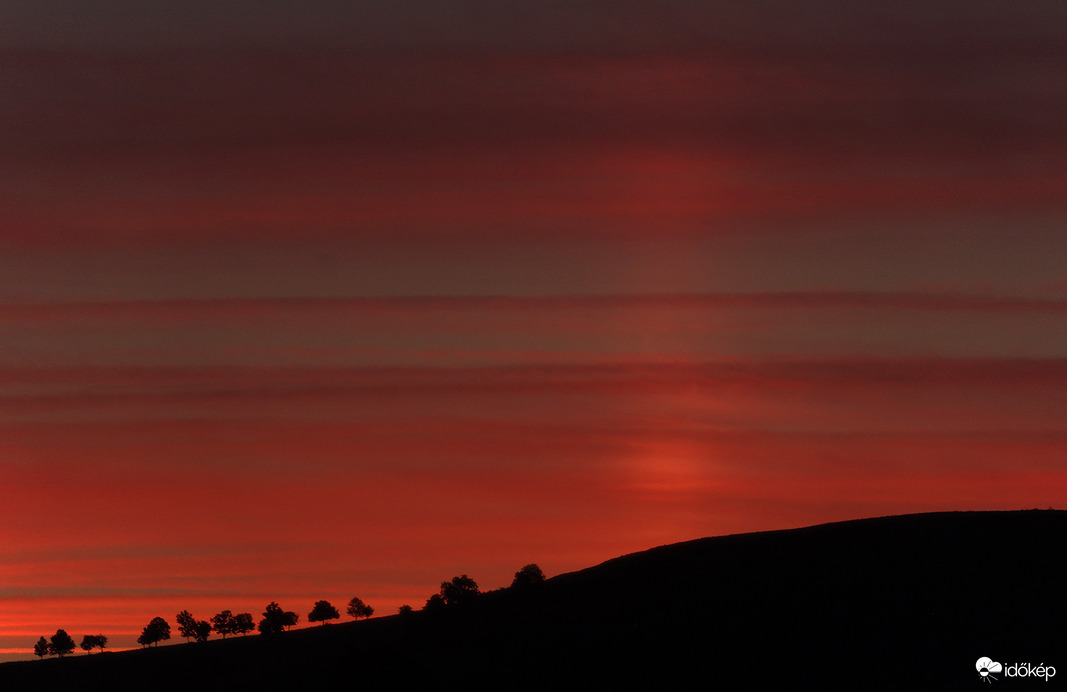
3, 510, 1064, 690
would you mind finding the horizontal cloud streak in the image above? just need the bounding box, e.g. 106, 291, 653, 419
3, 292, 1067, 321
4, 26, 1064, 247
3, 292, 1064, 368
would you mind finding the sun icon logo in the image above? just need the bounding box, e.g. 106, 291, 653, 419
977, 657, 1003, 683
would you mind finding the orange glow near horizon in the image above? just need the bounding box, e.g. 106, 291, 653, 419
3, 356, 1062, 660
3, 1, 1066, 664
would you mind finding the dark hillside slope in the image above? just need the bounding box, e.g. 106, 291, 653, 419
3, 510, 1064, 690
531, 509, 1067, 687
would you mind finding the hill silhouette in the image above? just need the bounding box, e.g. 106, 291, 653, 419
2, 510, 1064, 690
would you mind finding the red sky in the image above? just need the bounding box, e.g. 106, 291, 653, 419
1, 1, 1065, 659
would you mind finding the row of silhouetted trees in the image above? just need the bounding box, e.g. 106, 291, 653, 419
31, 564, 545, 658
137, 597, 376, 647
33, 632, 107, 658
418, 563, 545, 612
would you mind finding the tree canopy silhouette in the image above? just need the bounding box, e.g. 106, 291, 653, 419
233, 612, 255, 636
258, 603, 285, 635
211, 610, 235, 638
511, 563, 546, 589
137, 617, 171, 647
423, 593, 446, 612
79, 634, 107, 654
308, 600, 340, 626
258, 602, 299, 634
48, 629, 76, 657
193, 620, 212, 642
440, 574, 480, 605
176, 610, 211, 643
33, 637, 49, 659
346, 596, 374, 620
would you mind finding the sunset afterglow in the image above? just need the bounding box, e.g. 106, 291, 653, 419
1, 1, 1065, 660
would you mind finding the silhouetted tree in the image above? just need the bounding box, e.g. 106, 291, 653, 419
48, 629, 75, 657
397, 604, 414, 616
283, 610, 299, 631
511, 563, 546, 589
33, 637, 49, 659
137, 617, 171, 647
258, 611, 281, 635
152, 616, 171, 644
346, 596, 374, 620
423, 594, 446, 612
193, 619, 212, 642
177, 609, 210, 644
176, 610, 198, 642
308, 600, 340, 626
79, 634, 107, 654
211, 610, 235, 638
258, 602, 293, 635
440, 574, 480, 605
232, 612, 255, 636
